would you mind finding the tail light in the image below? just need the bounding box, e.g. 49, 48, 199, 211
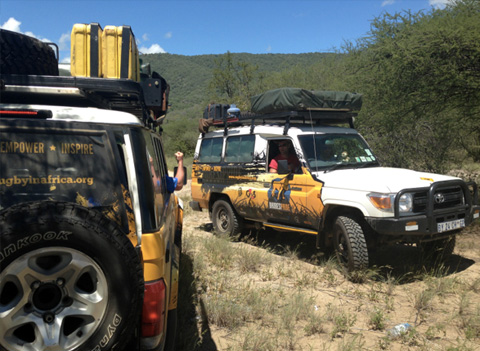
142, 279, 166, 338
0, 109, 52, 118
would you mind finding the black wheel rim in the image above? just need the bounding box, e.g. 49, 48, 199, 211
217, 207, 230, 232
335, 226, 350, 267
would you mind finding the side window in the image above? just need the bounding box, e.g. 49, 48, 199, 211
268, 139, 301, 174
141, 131, 167, 229
198, 137, 223, 163
152, 136, 168, 193
225, 135, 255, 163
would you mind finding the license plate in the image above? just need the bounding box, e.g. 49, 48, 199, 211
437, 219, 465, 233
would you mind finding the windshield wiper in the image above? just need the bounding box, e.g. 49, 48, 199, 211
323, 163, 351, 173
354, 161, 380, 169
322, 161, 380, 173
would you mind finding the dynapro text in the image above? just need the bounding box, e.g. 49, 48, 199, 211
91, 314, 122, 351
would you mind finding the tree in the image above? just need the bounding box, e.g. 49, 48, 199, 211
208, 51, 265, 110
343, 0, 480, 170
264, 53, 350, 92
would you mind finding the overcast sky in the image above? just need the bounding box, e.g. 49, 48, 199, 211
1, 0, 452, 64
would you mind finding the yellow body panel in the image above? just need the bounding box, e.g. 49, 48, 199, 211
191, 164, 324, 231
141, 229, 166, 282
168, 198, 182, 310
168, 247, 179, 310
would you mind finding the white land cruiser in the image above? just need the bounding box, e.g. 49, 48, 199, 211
190, 89, 480, 271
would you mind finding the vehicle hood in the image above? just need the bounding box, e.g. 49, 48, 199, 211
312, 167, 459, 193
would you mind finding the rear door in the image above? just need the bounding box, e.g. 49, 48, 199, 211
0, 119, 127, 228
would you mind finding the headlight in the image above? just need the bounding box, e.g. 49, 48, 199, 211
399, 193, 413, 213
367, 193, 394, 212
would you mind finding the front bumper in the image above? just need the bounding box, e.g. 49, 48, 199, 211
366, 204, 480, 238
366, 179, 479, 239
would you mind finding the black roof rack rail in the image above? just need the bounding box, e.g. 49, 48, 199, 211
205, 108, 356, 135
0, 74, 164, 133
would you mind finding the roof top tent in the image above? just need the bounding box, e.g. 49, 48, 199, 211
200, 87, 363, 135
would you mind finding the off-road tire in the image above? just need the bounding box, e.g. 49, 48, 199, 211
0, 29, 58, 75
0, 201, 143, 351
212, 199, 243, 236
333, 215, 369, 271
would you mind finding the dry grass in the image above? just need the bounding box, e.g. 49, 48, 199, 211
175, 185, 480, 351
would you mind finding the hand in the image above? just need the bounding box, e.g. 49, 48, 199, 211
175, 151, 184, 162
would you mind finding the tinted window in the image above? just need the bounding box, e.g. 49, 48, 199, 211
225, 135, 255, 163
0, 130, 120, 212
128, 128, 154, 230
198, 137, 223, 163
150, 135, 168, 226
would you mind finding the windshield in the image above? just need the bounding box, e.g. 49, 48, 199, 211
298, 133, 378, 171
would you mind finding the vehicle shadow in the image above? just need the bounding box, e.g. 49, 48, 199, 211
176, 253, 218, 351
240, 227, 327, 264
369, 244, 475, 282
233, 227, 475, 283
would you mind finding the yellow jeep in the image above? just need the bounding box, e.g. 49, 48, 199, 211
0, 26, 181, 351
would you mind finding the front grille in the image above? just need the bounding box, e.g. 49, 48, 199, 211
433, 186, 465, 210
411, 185, 465, 213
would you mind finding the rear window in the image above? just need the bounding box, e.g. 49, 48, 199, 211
0, 129, 121, 213
198, 137, 223, 163
225, 135, 255, 163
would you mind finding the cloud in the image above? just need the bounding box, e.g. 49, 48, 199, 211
142, 33, 149, 42
164, 32, 172, 39
266, 45, 272, 53
381, 0, 395, 6
139, 43, 167, 54
58, 32, 70, 51
429, 0, 453, 8
0, 17, 53, 42
1, 17, 21, 32
24, 31, 37, 38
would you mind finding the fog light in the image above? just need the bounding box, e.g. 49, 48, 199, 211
405, 221, 418, 231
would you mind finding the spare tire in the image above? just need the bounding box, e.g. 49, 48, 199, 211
0, 201, 143, 351
0, 29, 59, 75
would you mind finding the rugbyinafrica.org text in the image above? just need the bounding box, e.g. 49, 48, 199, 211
0, 175, 94, 187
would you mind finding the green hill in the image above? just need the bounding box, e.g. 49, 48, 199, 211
139, 52, 337, 156
140, 52, 334, 112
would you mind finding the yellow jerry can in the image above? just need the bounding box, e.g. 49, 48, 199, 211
70, 23, 102, 78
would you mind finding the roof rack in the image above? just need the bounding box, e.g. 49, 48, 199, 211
203, 108, 356, 136
0, 74, 162, 133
